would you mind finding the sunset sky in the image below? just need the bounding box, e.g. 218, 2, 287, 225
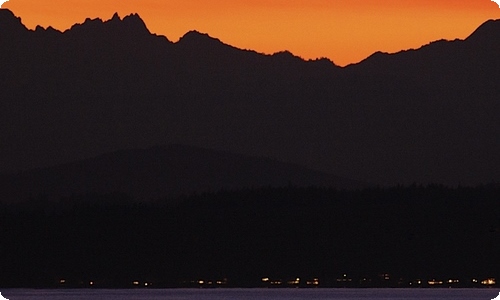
2, 0, 500, 66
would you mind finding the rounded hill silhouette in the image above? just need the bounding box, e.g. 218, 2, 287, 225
0, 145, 366, 203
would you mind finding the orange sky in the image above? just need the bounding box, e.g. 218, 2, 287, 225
2, 0, 500, 66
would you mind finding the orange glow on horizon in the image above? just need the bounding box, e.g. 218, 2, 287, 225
2, 0, 500, 66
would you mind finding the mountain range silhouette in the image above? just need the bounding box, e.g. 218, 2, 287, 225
0, 9, 499, 186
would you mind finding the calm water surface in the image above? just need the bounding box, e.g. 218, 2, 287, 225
2, 288, 500, 300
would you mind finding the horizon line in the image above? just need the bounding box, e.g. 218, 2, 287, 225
1, 8, 497, 67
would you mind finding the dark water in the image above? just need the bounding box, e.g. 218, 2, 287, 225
2, 288, 499, 300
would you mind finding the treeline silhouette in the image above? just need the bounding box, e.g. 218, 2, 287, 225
0, 185, 498, 288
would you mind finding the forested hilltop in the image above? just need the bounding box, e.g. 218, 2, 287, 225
1, 185, 498, 288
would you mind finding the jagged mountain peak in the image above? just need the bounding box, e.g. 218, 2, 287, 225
110, 12, 148, 31
110, 12, 120, 21
67, 12, 151, 36
69, 16, 103, 30
0, 8, 28, 36
34, 24, 61, 34
0, 8, 16, 18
